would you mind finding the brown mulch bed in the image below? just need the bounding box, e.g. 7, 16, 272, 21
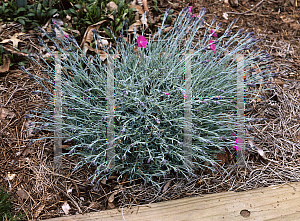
1, 0, 300, 220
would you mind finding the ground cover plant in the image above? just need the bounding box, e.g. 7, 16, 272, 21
21, 6, 274, 188
0, 186, 25, 221
1, 0, 300, 219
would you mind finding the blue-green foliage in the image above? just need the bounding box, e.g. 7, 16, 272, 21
22, 7, 274, 187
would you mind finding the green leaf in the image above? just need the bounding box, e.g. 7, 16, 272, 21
27, 13, 35, 17
118, 1, 123, 12
74, 4, 82, 9
104, 28, 112, 39
18, 7, 26, 12
69, 8, 76, 14
115, 18, 120, 26
17, 16, 28, 20
37, 3, 42, 17
18, 61, 28, 66
115, 23, 122, 33
48, 8, 57, 16
112, 9, 116, 18
18, 18, 25, 25
96, 7, 100, 18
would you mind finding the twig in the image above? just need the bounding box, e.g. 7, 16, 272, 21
226, 0, 265, 15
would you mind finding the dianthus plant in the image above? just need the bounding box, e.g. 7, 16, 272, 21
22, 7, 274, 187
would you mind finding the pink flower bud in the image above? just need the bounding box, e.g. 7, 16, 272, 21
210, 29, 218, 38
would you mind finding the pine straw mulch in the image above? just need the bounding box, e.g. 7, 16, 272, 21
1, 0, 300, 220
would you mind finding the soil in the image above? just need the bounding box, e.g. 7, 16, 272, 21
1, 0, 300, 220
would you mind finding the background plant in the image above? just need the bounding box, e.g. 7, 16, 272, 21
61, 0, 136, 39
22, 7, 274, 187
0, 186, 25, 221
0, 0, 58, 27
0, 0, 136, 42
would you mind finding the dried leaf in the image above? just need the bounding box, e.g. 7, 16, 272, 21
79, 20, 106, 49
256, 146, 266, 159
7, 172, 16, 181
61, 145, 71, 150
229, 0, 238, 7
280, 16, 295, 24
101, 178, 107, 184
163, 180, 171, 193
62, 201, 71, 215
66, 15, 71, 21
223, 12, 228, 20
88, 202, 100, 210
108, 192, 117, 203
22, 147, 34, 157
247, 138, 255, 148
128, 21, 142, 32
67, 28, 81, 36
142, 0, 149, 12
163, 26, 173, 33
290, 22, 300, 30
106, 1, 118, 12
0, 32, 25, 49
107, 14, 114, 20
107, 202, 115, 209
97, 39, 109, 49
0, 54, 11, 73
130, 5, 144, 14
0, 107, 14, 120
34, 204, 45, 218
275, 79, 284, 89
16, 188, 29, 200
141, 12, 148, 27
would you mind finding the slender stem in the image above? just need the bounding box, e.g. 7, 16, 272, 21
54, 52, 62, 169
236, 54, 245, 167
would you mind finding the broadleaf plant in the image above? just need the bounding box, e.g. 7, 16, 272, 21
22, 7, 274, 188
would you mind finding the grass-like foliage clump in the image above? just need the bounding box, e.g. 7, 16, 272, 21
0, 187, 25, 221
22, 7, 274, 187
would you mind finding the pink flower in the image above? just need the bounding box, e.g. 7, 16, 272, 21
209, 40, 216, 54
165, 92, 170, 95
137, 35, 147, 48
210, 29, 218, 38
64, 34, 69, 38
188, 6, 196, 18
